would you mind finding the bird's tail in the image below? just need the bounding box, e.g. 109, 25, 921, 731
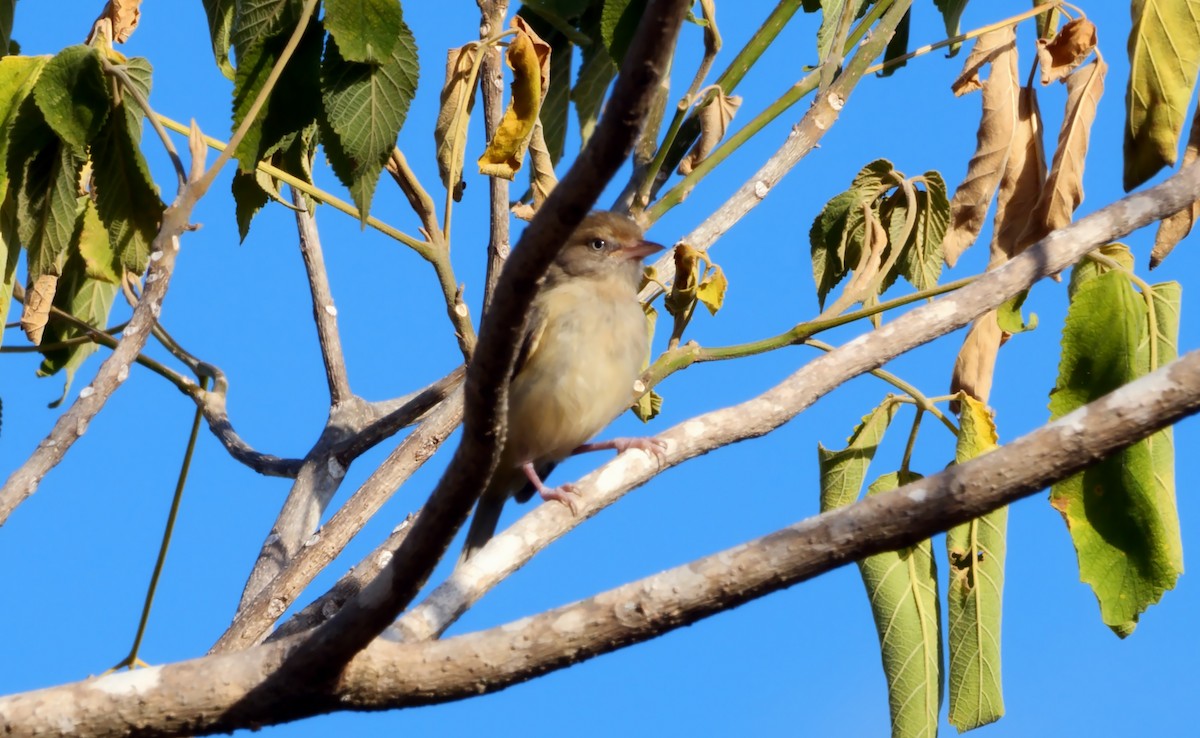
459, 491, 506, 565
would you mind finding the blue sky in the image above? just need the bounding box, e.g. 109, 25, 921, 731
1, 2, 1197, 736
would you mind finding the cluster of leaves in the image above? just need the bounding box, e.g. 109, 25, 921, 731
0, 41, 162, 404
200, 0, 419, 234
807, 6, 1196, 736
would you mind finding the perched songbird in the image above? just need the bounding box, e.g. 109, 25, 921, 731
460, 211, 665, 562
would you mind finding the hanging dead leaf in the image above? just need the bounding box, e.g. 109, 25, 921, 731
950, 309, 1004, 407
511, 119, 559, 221
21, 274, 59, 345
678, 89, 742, 175
435, 44, 480, 193
1151, 102, 1200, 268
477, 16, 551, 180
991, 86, 1047, 261
1019, 55, 1106, 251
88, 0, 141, 44
696, 264, 727, 316
1037, 17, 1097, 84
943, 27, 1019, 267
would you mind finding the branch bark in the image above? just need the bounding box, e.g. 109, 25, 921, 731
5, 344, 1198, 737
292, 188, 352, 405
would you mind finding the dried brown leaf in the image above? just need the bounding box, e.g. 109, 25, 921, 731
950, 309, 1003, 405
435, 45, 479, 192
991, 86, 1047, 262
678, 90, 741, 175
477, 16, 551, 180
1019, 56, 1107, 251
510, 119, 558, 221
21, 273, 58, 345
89, 0, 141, 44
1151, 101, 1200, 268
943, 27, 1019, 267
1037, 17, 1097, 84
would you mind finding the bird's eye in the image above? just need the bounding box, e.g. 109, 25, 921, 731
589, 238, 606, 251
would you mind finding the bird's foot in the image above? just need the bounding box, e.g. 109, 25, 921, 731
575, 436, 668, 464
523, 462, 581, 514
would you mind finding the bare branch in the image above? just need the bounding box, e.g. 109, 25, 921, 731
479, 0, 512, 307
292, 188, 353, 405
4, 344, 1199, 736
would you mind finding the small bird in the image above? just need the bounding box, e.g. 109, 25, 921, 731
460, 211, 666, 562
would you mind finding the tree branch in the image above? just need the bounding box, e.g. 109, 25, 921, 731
4, 345, 1199, 736
292, 188, 352, 405
479, 0, 512, 308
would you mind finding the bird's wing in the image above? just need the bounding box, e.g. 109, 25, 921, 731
513, 299, 548, 377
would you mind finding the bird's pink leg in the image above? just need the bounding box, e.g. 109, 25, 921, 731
523, 462, 580, 514
573, 437, 668, 463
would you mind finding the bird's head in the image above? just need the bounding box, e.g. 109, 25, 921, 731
549, 211, 664, 288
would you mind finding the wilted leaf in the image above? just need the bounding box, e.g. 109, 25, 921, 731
1125, 0, 1200, 190
519, 9, 571, 165
1019, 56, 1105, 251
810, 160, 897, 307
818, 400, 899, 512
934, 0, 969, 56
1034, 0, 1062, 40
94, 0, 142, 43
946, 394, 1007, 730
1050, 266, 1183, 634
857, 471, 942, 738
201, 0, 236, 79
32, 45, 110, 148
877, 7, 910, 77
665, 243, 701, 341
1036, 16, 1096, 84
696, 264, 726, 316
512, 119, 558, 220
478, 16, 551, 180
21, 273, 58, 345
996, 289, 1037, 334
943, 27, 1018, 268
321, 16, 419, 222
678, 90, 741, 175
991, 85, 1047, 259
895, 173, 949, 290
1151, 102, 1200, 268
323, 0, 401, 63
434, 44, 479, 192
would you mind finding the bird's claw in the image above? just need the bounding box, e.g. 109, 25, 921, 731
540, 483, 580, 515
609, 436, 668, 464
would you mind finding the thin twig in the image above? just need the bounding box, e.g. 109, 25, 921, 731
293, 188, 353, 405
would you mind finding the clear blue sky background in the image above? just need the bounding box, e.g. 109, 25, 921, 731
2, 2, 1198, 736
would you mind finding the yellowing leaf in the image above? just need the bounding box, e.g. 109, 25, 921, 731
1036, 17, 1096, 84
477, 16, 551, 180
946, 394, 1007, 730
1151, 103, 1200, 268
76, 198, 120, 284
696, 264, 727, 316
512, 118, 558, 219
678, 90, 741, 175
1125, 0, 1200, 190
434, 44, 479, 193
1020, 56, 1106, 251
943, 27, 1018, 268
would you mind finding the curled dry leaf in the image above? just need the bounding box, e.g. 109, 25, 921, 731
21, 273, 58, 345
510, 119, 558, 221
1037, 17, 1097, 85
1152, 102, 1200, 268
991, 86, 1047, 261
477, 16, 551, 180
950, 310, 1003, 406
90, 0, 141, 44
1019, 56, 1106, 251
943, 27, 1018, 267
678, 89, 741, 175
435, 44, 479, 194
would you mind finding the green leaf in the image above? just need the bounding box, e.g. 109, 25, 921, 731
0, 0, 13, 53
857, 471, 942, 738
571, 34, 615, 148
809, 159, 897, 307
232, 0, 302, 54
324, 0, 401, 63
8, 97, 85, 280
232, 169, 269, 242
934, 0, 969, 56
321, 19, 419, 223
0, 55, 48, 198
202, 0, 237, 80
1049, 268, 1184, 634
1124, 0, 1200, 190
877, 7, 910, 77
996, 289, 1037, 333
91, 95, 164, 275
0, 202, 17, 350
232, 19, 323, 173
946, 394, 1007, 730
36, 250, 118, 407
818, 400, 899, 512
32, 45, 110, 148
600, 0, 647, 64
76, 197, 120, 283
896, 172, 949, 291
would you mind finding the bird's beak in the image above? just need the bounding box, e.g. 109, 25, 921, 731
620, 240, 665, 261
